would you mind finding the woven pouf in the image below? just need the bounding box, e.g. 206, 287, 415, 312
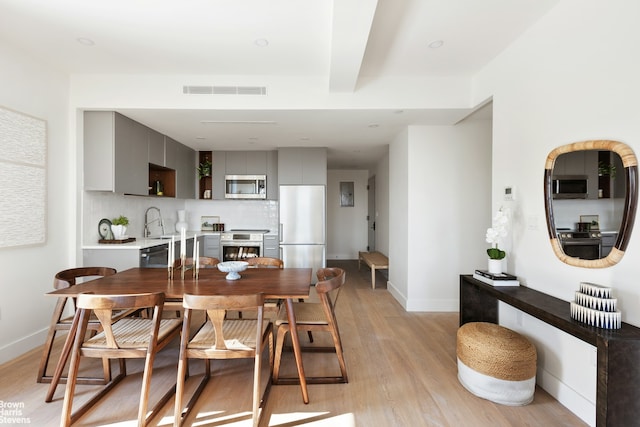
457, 322, 537, 406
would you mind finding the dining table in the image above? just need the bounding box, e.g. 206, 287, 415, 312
45, 266, 313, 404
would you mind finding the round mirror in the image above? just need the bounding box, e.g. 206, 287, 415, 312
544, 140, 638, 268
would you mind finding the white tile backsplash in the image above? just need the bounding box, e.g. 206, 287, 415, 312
83, 193, 279, 245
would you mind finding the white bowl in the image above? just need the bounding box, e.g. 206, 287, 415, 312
217, 261, 249, 280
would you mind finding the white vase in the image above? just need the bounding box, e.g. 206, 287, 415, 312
175, 210, 188, 232
488, 258, 503, 274
111, 224, 127, 240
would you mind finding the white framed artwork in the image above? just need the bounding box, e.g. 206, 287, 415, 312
0, 106, 47, 248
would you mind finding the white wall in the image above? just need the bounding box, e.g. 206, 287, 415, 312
388, 120, 492, 311
327, 170, 369, 259
0, 44, 71, 363
473, 1, 640, 424
372, 154, 390, 256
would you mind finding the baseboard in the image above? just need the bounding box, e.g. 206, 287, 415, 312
0, 328, 47, 366
537, 368, 595, 426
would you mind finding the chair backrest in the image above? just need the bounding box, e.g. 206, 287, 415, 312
54, 267, 117, 290
173, 257, 220, 269
315, 268, 346, 308
247, 257, 284, 269
76, 293, 165, 349
183, 293, 264, 351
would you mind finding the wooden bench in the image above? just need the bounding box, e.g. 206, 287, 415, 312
358, 251, 389, 289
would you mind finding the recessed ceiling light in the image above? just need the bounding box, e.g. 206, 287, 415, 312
195, 136, 206, 140
76, 37, 95, 46
428, 40, 444, 49
368, 123, 379, 128
254, 38, 269, 47
394, 110, 404, 114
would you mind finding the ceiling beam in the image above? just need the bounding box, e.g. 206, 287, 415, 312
328, 0, 379, 92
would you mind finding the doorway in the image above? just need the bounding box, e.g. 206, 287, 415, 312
367, 176, 375, 251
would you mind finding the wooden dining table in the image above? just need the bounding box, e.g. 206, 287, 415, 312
45, 266, 313, 404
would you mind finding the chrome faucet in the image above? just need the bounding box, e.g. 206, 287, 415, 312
144, 207, 165, 237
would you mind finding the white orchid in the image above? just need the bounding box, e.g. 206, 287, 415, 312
486, 208, 509, 259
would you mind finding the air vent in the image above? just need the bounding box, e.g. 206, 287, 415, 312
183, 86, 267, 95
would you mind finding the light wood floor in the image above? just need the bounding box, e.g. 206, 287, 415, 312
0, 260, 588, 426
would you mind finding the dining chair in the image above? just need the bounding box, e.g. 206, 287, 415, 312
272, 267, 348, 384
168, 257, 221, 316
38, 267, 133, 387
246, 256, 283, 268
174, 293, 273, 427
173, 256, 220, 269
59, 292, 182, 427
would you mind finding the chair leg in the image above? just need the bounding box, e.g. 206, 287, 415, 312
252, 340, 262, 427
272, 325, 289, 382
37, 298, 67, 383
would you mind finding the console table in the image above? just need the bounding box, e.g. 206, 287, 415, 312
460, 274, 640, 427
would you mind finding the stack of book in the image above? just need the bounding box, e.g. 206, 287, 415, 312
472, 270, 520, 286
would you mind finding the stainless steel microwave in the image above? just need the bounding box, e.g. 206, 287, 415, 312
552, 175, 588, 199
225, 175, 266, 199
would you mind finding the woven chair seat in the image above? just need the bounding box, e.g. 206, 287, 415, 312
189, 319, 271, 351
84, 318, 181, 348
276, 302, 327, 325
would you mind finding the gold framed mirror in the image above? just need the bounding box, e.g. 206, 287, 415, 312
544, 140, 638, 268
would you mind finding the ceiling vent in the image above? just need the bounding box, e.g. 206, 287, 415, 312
183, 85, 267, 95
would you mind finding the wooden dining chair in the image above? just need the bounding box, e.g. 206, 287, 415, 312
272, 267, 348, 384
246, 256, 283, 268
172, 256, 220, 269
174, 293, 273, 427
38, 267, 132, 387
60, 292, 182, 427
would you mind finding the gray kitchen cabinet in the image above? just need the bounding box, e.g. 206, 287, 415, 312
601, 233, 617, 257
84, 111, 148, 195
175, 142, 196, 199
83, 248, 140, 272
211, 150, 278, 200
263, 234, 279, 258
278, 147, 327, 185
212, 151, 226, 200
148, 128, 165, 166
552, 150, 598, 199
203, 234, 221, 259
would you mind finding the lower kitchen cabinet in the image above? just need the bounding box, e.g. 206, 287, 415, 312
203, 234, 221, 259
263, 234, 279, 258
83, 248, 140, 272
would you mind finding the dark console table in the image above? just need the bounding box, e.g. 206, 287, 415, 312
460, 274, 640, 427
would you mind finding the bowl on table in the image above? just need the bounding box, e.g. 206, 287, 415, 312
217, 261, 249, 280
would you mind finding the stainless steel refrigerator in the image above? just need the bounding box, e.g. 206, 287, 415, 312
279, 185, 326, 283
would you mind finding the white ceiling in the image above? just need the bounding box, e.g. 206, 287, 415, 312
0, 0, 558, 169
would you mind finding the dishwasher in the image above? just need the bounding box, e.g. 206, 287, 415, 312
139, 243, 169, 268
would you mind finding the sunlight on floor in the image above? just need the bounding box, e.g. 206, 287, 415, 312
269, 412, 355, 426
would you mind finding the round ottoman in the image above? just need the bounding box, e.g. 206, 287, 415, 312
457, 322, 537, 406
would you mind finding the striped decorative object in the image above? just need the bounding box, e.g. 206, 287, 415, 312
571, 282, 621, 329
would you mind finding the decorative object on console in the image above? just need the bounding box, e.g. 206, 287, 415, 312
485, 208, 509, 274
570, 282, 621, 329
473, 270, 519, 287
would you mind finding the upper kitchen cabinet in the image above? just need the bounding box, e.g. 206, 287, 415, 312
84, 111, 148, 195
174, 141, 196, 199
85, 111, 196, 198
210, 150, 278, 199
552, 150, 599, 199
278, 147, 327, 185
148, 128, 165, 166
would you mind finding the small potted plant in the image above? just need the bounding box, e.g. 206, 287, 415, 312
485, 208, 509, 274
111, 215, 129, 240
197, 159, 212, 179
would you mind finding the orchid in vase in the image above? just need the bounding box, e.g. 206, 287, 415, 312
486, 208, 509, 260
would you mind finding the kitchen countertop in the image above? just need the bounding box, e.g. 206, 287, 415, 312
83, 231, 220, 250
